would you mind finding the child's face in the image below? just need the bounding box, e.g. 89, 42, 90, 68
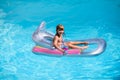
58, 29, 64, 35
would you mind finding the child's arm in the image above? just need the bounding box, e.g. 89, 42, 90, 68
53, 36, 64, 53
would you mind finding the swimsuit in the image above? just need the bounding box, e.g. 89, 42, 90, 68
51, 43, 68, 50
60, 43, 69, 50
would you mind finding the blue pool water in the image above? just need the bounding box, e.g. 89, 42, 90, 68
0, 0, 120, 80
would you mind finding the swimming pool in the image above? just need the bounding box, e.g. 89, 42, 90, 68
0, 0, 120, 79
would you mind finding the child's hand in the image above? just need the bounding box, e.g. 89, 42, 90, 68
84, 42, 89, 45
63, 50, 67, 55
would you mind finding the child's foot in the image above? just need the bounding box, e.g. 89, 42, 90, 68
82, 46, 88, 50
79, 46, 88, 54
80, 46, 88, 53
79, 49, 82, 54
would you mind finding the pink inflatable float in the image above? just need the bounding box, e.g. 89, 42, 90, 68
32, 46, 81, 56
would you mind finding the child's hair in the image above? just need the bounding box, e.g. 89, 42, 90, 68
56, 24, 65, 36
56, 24, 64, 31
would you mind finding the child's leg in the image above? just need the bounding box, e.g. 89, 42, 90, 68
68, 44, 88, 53
64, 42, 88, 54
66, 41, 88, 45
65, 42, 88, 49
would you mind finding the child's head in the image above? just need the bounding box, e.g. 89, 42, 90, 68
56, 24, 64, 35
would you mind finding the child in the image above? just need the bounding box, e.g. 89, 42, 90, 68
53, 24, 88, 53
